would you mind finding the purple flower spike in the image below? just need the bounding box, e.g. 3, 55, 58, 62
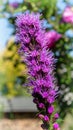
16, 12, 60, 130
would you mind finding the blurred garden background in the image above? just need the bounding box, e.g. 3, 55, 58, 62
0, 0, 73, 130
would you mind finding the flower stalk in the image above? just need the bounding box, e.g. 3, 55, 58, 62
16, 12, 61, 130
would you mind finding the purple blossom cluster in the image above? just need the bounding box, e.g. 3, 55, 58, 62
16, 12, 61, 130
62, 6, 73, 24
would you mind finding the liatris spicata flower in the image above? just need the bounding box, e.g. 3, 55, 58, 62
62, 6, 73, 24
16, 12, 61, 130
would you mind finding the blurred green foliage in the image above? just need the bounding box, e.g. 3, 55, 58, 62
0, 0, 73, 120
0, 38, 30, 97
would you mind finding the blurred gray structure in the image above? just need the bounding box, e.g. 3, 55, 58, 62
0, 96, 37, 112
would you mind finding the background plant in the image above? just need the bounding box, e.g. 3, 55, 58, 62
0, 37, 29, 97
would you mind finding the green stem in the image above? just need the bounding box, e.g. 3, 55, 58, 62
48, 115, 53, 130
